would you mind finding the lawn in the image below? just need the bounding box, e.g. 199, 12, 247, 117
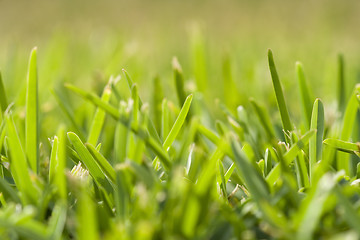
0, 0, 360, 239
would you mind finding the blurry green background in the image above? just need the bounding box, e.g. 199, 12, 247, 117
1, 0, 360, 133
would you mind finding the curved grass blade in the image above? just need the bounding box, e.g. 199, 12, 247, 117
5, 111, 38, 205
86, 143, 116, 183
309, 99, 324, 182
67, 132, 112, 192
25, 47, 39, 173
296, 62, 313, 129
268, 49, 293, 141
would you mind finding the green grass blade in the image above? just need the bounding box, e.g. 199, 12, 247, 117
25, 47, 39, 173
173, 57, 187, 106
49, 136, 59, 183
87, 83, 112, 146
47, 202, 67, 240
337, 54, 345, 112
283, 130, 316, 164
309, 99, 325, 182
296, 62, 313, 129
5, 111, 38, 205
53, 127, 67, 200
65, 83, 120, 119
114, 164, 130, 221
161, 99, 170, 140
86, 143, 116, 183
264, 148, 272, 176
76, 187, 99, 240
340, 85, 359, 140
0, 72, 8, 114
218, 160, 227, 198
196, 146, 225, 196
67, 132, 112, 192
224, 163, 236, 183
152, 76, 164, 132
163, 94, 193, 150
324, 138, 360, 154
190, 27, 207, 92
337, 84, 360, 175
131, 83, 139, 126
222, 54, 238, 107
268, 49, 293, 140
114, 103, 130, 163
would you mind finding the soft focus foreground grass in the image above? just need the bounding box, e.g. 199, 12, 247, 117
0, 0, 360, 239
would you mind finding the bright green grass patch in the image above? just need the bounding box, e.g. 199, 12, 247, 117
0, 47, 359, 240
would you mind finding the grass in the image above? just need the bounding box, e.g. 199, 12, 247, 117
0, 44, 359, 240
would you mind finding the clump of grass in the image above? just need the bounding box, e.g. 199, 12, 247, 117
0, 46, 359, 240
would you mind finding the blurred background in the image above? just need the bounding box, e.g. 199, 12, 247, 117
0, 0, 360, 133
